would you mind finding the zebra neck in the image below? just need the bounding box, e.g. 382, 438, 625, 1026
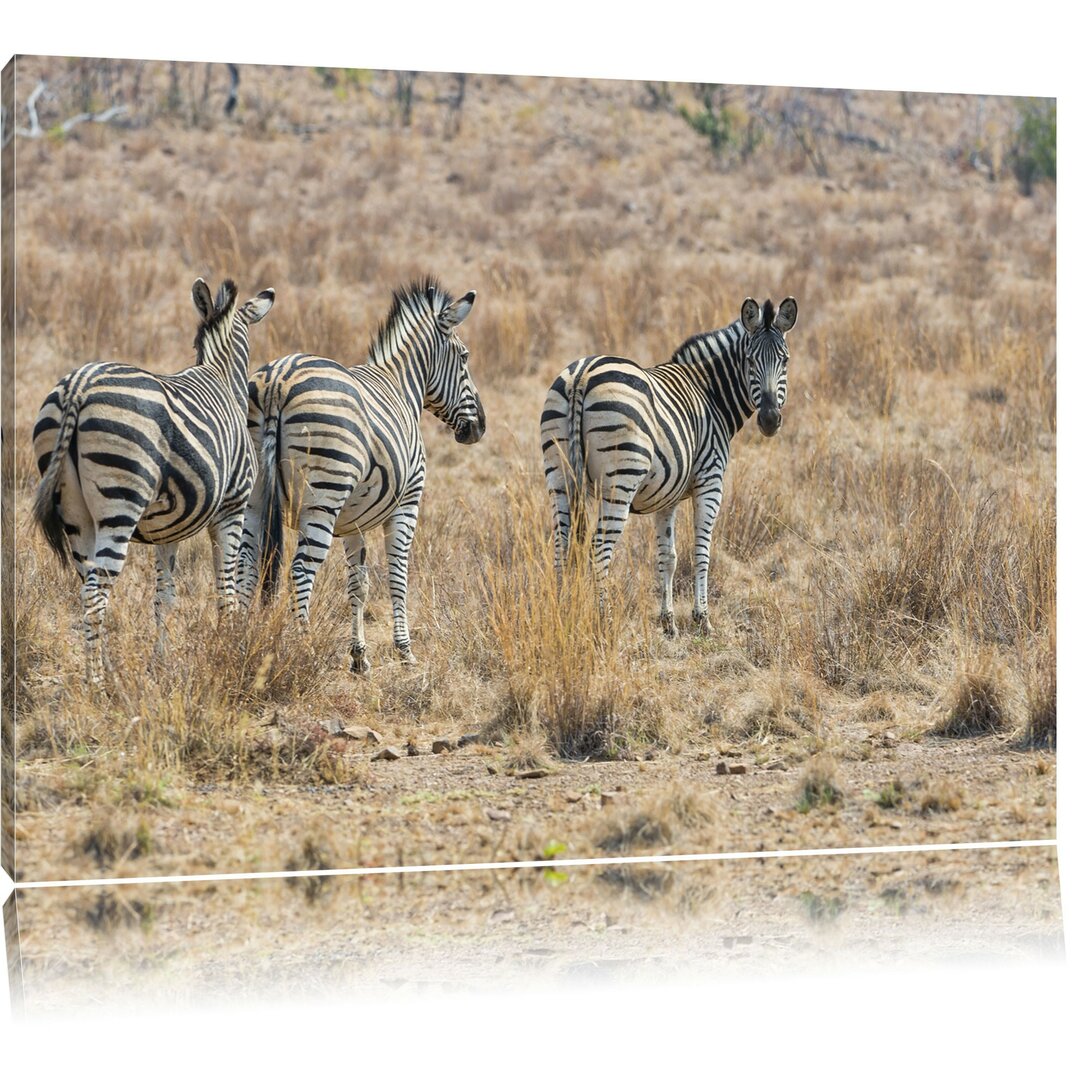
368, 348, 427, 421
197, 329, 250, 414
670, 326, 755, 428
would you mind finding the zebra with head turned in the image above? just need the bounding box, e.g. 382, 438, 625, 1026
541, 295, 798, 636
32, 278, 276, 684
239, 276, 484, 672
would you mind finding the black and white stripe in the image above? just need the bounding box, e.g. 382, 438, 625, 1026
32, 278, 275, 683
541, 296, 798, 635
239, 277, 484, 672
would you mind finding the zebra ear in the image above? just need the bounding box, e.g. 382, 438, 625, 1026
740, 298, 761, 333
774, 297, 798, 334
192, 279, 215, 322
438, 290, 476, 332
240, 288, 276, 324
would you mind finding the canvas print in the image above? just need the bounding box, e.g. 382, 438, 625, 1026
1, 59, 1056, 899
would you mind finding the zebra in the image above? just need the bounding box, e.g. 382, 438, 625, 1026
540, 295, 798, 637
32, 278, 276, 684
239, 276, 484, 673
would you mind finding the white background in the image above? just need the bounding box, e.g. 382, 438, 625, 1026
2, 2, 1074, 1074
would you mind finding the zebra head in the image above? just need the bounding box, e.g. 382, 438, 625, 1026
192, 279, 275, 408
740, 296, 798, 437
425, 285, 486, 445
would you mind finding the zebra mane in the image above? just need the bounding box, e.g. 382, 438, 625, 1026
668, 327, 731, 366
761, 298, 775, 330
368, 276, 452, 363
193, 279, 238, 363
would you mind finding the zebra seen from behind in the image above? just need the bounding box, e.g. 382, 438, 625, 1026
540, 295, 798, 636
239, 277, 484, 672
32, 278, 276, 684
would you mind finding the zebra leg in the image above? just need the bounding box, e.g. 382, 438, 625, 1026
383, 505, 419, 665
235, 499, 262, 611
690, 486, 723, 636
654, 505, 678, 638
153, 542, 179, 655
592, 496, 633, 622
80, 568, 115, 687
342, 531, 371, 675
550, 481, 572, 585
209, 510, 246, 618
290, 507, 338, 625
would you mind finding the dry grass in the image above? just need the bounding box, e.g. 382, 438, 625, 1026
796, 755, 844, 812
9, 59, 1055, 878
597, 788, 717, 853
930, 666, 1011, 739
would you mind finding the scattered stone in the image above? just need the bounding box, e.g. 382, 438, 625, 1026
695, 752, 710, 762
565, 793, 583, 804
717, 761, 748, 776
319, 717, 345, 735
371, 746, 402, 762
881, 731, 899, 748
342, 726, 382, 745
765, 761, 789, 772
432, 738, 454, 754
517, 768, 550, 780
458, 733, 483, 748
600, 791, 618, 807
486, 763, 498, 775
405, 741, 420, 757
485, 808, 512, 823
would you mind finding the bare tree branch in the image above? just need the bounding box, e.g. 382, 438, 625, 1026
12, 78, 126, 140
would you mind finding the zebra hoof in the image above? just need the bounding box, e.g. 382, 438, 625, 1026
349, 647, 371, 675
691, 611, 713, 637
660, 613, 678, 639
398, 649, 418, 667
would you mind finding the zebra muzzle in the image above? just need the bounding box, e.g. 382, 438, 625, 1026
757, 406, 782, 437
455, 416, 485, 444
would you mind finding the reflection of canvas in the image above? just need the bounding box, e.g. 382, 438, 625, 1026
6, 845, 1063, 1015
4, 59, 1055, 893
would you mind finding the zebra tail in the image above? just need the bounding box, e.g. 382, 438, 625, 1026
32, 384, 82, 566
258, 392, 286, 601
566, 371, 590, 544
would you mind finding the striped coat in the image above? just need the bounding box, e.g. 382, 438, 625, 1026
541, 296, 797, 635
239, 277, 483, 672
32, 278, 275, 683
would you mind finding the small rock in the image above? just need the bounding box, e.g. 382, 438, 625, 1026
717, 761, 748, 775
881, 731, 899, 748
319, 717, 345, 735
600, 791, 618, 807
486, 808, 512, 822
371, 746, 402, 762
406, 741, 420, 757
565, 792, 583, 804
486, 763, 498, 775
342, 726, 381, 745
765, 761, 789, 772
695, 752, 710, 762
432, 738, 454, 754
517, 768, 550, 780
